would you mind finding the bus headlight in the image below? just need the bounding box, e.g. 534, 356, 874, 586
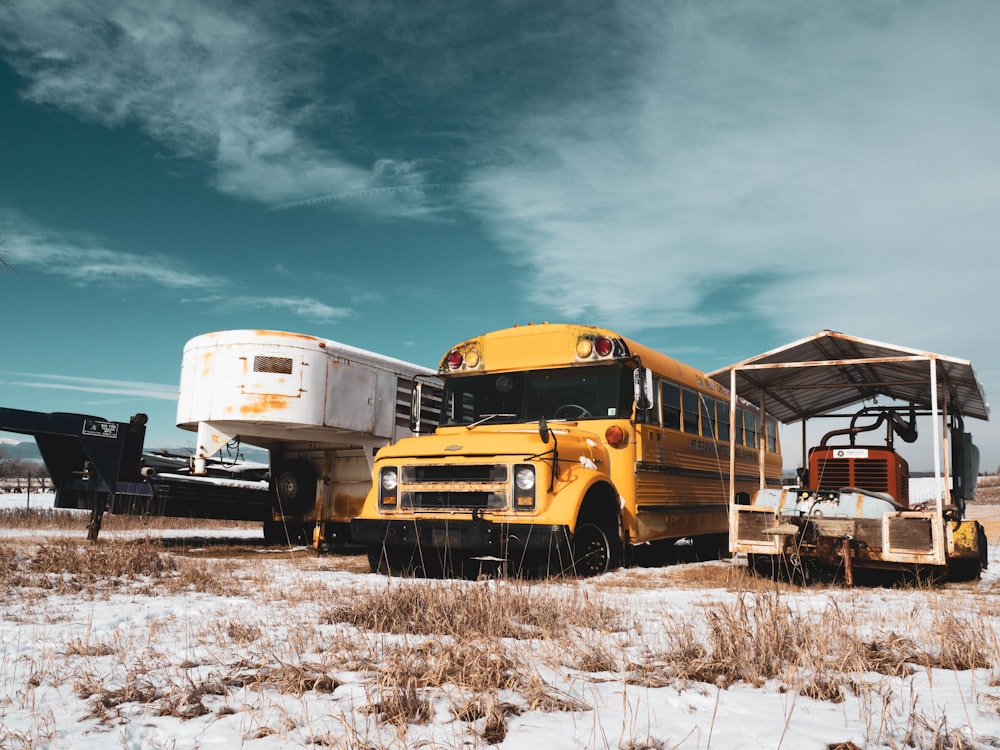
379, 467, 398, 507
513, 464, 535, 509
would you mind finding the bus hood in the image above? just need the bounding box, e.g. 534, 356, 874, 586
376, 424, 611, 466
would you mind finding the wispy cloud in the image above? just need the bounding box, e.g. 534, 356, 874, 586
3, 0, 998, 366
180, 294, 354, 323
0, 0, 402, 210
463, 1, 1000, 358
1, 372, 178, 400
2, 211, 358, 323
2, 213, 222, 289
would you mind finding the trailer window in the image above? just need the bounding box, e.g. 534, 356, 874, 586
253, 355, 294, 375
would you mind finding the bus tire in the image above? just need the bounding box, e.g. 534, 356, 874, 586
572, 512, 621, 576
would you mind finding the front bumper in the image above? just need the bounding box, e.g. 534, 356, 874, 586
351, 517, 569, 559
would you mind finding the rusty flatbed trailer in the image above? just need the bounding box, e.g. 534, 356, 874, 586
708, 330, 990, 583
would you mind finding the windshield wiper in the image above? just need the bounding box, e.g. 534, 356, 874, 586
467, 413, 517, 429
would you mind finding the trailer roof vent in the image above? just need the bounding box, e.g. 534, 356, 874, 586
253, 356, 294, 375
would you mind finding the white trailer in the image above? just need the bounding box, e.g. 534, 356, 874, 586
176, 330, 441, 546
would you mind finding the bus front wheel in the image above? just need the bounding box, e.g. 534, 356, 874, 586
572, 521, 616, 576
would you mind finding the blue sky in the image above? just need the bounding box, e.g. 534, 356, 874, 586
1, 0, 998, 472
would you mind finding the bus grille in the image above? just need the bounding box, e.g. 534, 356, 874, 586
403, 465, 508, 483
402, 491, 505, 509
399, 464, 509, 510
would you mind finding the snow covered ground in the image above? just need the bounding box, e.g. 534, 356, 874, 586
2, 489, 999, 749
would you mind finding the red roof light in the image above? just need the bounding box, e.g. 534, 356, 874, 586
594, 337, 614, 357
446, 350, 464, 369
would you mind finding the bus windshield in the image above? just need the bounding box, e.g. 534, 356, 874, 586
440, 365, 633, 426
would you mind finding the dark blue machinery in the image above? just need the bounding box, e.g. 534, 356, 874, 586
1, 407, 273, 541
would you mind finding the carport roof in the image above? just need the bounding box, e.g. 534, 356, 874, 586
706, 330, 990, 424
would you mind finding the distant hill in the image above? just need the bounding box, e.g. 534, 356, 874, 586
2, 439, 267, 465
0, 439, 42, 460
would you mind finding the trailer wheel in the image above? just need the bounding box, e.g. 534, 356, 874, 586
272, 461, 316, 517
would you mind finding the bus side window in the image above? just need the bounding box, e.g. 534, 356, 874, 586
735, 408, 745, 445
699, 394, 715, 439
716, 399, 730, 443
682, 388, 699, 434
767, 418, 777, 452
744, 410, 758, 449
662, 381, 680, 430
646, 376, 661, 425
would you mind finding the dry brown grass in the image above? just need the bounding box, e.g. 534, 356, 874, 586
0, 538, 177, 593
2, 519, 996, 749
975, 474, 1000, 504
322, 577, 627, 639
628, 580, 998, 704
0, 506, 258, 531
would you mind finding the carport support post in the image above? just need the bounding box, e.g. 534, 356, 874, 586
759, 390, 767, 490
729, 369, 738, 550
930, 360, 944, 522
940, 372, 952, 508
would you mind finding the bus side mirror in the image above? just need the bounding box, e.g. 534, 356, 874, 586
539, 416, 550, 444
410, 383, 423, 434
633, 367, 654, 415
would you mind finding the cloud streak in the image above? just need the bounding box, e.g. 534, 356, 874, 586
0, 0, 406, 210
2, 212, 357, 323
2, 213, 222, 289
464, 1, 1000, 357
1, 372, 179, 401
179, 294, 354, 324
3, 0, 998, 367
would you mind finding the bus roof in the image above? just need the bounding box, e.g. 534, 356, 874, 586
441, 323, 716, 392
706, 330, 990, 424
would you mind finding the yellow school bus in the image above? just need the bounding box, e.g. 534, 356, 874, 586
351, 323, 783, 575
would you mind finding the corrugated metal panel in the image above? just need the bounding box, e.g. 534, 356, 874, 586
707, 330, 990, 424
